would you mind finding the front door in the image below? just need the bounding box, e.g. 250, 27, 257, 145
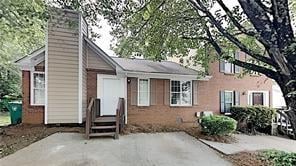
98, 75, 125, 116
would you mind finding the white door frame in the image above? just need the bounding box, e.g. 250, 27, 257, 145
97, 74, 127, 122
247, 90, 269, 107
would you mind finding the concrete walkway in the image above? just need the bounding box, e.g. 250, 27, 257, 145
0, 132, 231, 166
200, 134, 296, 155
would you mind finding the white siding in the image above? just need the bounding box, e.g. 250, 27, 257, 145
87, 46, 114, 70
46, 10, 80, 123
82, 38, 87, 119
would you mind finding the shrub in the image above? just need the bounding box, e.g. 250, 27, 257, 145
201, 115, 237, 136
262, 150, 296, 166
230, 106, 276, 134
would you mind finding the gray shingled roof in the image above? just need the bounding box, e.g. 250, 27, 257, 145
112, 57, 199, 75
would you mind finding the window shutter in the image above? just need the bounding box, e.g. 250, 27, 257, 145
234, 91, 240, 106
220, 90, 225, 113
219, 60, 225, 73
193, 80, 198, 105
234, 51, 241, 73
150, 79, 157, 105
130, 78, 138, 106
164, 79, 170, 105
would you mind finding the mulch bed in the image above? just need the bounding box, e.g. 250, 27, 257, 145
0, 124, 84, 158
225, 151, 271, 166
123, 124, 236, 143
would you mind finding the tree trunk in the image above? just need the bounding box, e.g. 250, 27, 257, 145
277, 76, 296, 139
285, 95, 296, 139
286, 108, 296, 139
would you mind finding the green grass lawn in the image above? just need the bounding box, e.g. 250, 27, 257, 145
0, 112, 11, 126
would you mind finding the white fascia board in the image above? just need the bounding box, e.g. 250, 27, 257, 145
84, 37, 124, 71
16, 48, 46, 71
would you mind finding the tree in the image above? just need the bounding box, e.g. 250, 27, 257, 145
0, 0, 100, 98
1, 0, 296, 136
95, 0, 296, 137
0, 0, 45, 98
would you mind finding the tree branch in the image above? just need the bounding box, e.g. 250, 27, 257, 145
216, 0, 270, 48
135, 0, 165, 35
271, 0, 295, 49
216, 0, 255, 36
238, 0, 275, 45
188, 0, 276, 67
238, 0, 292, 75
254, 0, 273, 13
198, 21, 278, 80
233, 59, 278, 80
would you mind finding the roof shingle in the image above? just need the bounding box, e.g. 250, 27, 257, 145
112, 57, 199, 75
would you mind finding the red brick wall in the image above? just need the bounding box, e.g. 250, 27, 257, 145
22, 71, 44, 124
126, 60, 273, 126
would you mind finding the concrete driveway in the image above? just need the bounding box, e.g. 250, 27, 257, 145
0, 132, 230, 166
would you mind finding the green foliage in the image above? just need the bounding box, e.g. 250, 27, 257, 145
230, 106, 276, 134
201, 115, 237, 136
262, 150, 296, 166
0, 99, 9, 112
0, 0, 46, 98
0, 0, 102, 99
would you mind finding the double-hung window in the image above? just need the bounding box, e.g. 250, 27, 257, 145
170, 80, 192, 106
138, 78, 150, 106
224, 91, 234, 113
220, 50, 240, 74
220, 90, 240, 114
31, 72, 45, 105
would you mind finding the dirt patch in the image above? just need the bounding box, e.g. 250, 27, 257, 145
225, 151, 271, 166
123, 124, 236, 143
0, 124, 84, 158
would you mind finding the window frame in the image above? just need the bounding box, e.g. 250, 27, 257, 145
220, 50, 240, 74
224, 90, 234, 114
224, 60, 235, 74
137, 78, 150, 106
170, 80, 193, 107
247, 90, 269, 107
30, 71, 45, 106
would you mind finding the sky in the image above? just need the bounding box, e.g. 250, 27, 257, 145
93, 18, 116, 56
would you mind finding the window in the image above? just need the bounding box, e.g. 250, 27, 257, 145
248, 91, 269, 106
31, 72, 45, 105
170, 80, 192, 106
138, 78, 150, 106
224, 91, 234, 113
220, 90, 240, 114
219, 50, 240, 74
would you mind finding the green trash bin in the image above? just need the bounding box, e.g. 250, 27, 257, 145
7, 101, 22, 125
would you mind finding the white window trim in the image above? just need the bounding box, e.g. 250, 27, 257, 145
137, 78, 150, 106
224, 60, 235, 74
170, 80, 193, 107
247, 90, 269, 107
30, 71, 45, 106
224, 90, 234, 114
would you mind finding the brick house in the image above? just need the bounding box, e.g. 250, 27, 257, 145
16, 9, 273, 137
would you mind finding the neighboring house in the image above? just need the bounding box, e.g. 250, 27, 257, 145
16, 9, 274, 127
